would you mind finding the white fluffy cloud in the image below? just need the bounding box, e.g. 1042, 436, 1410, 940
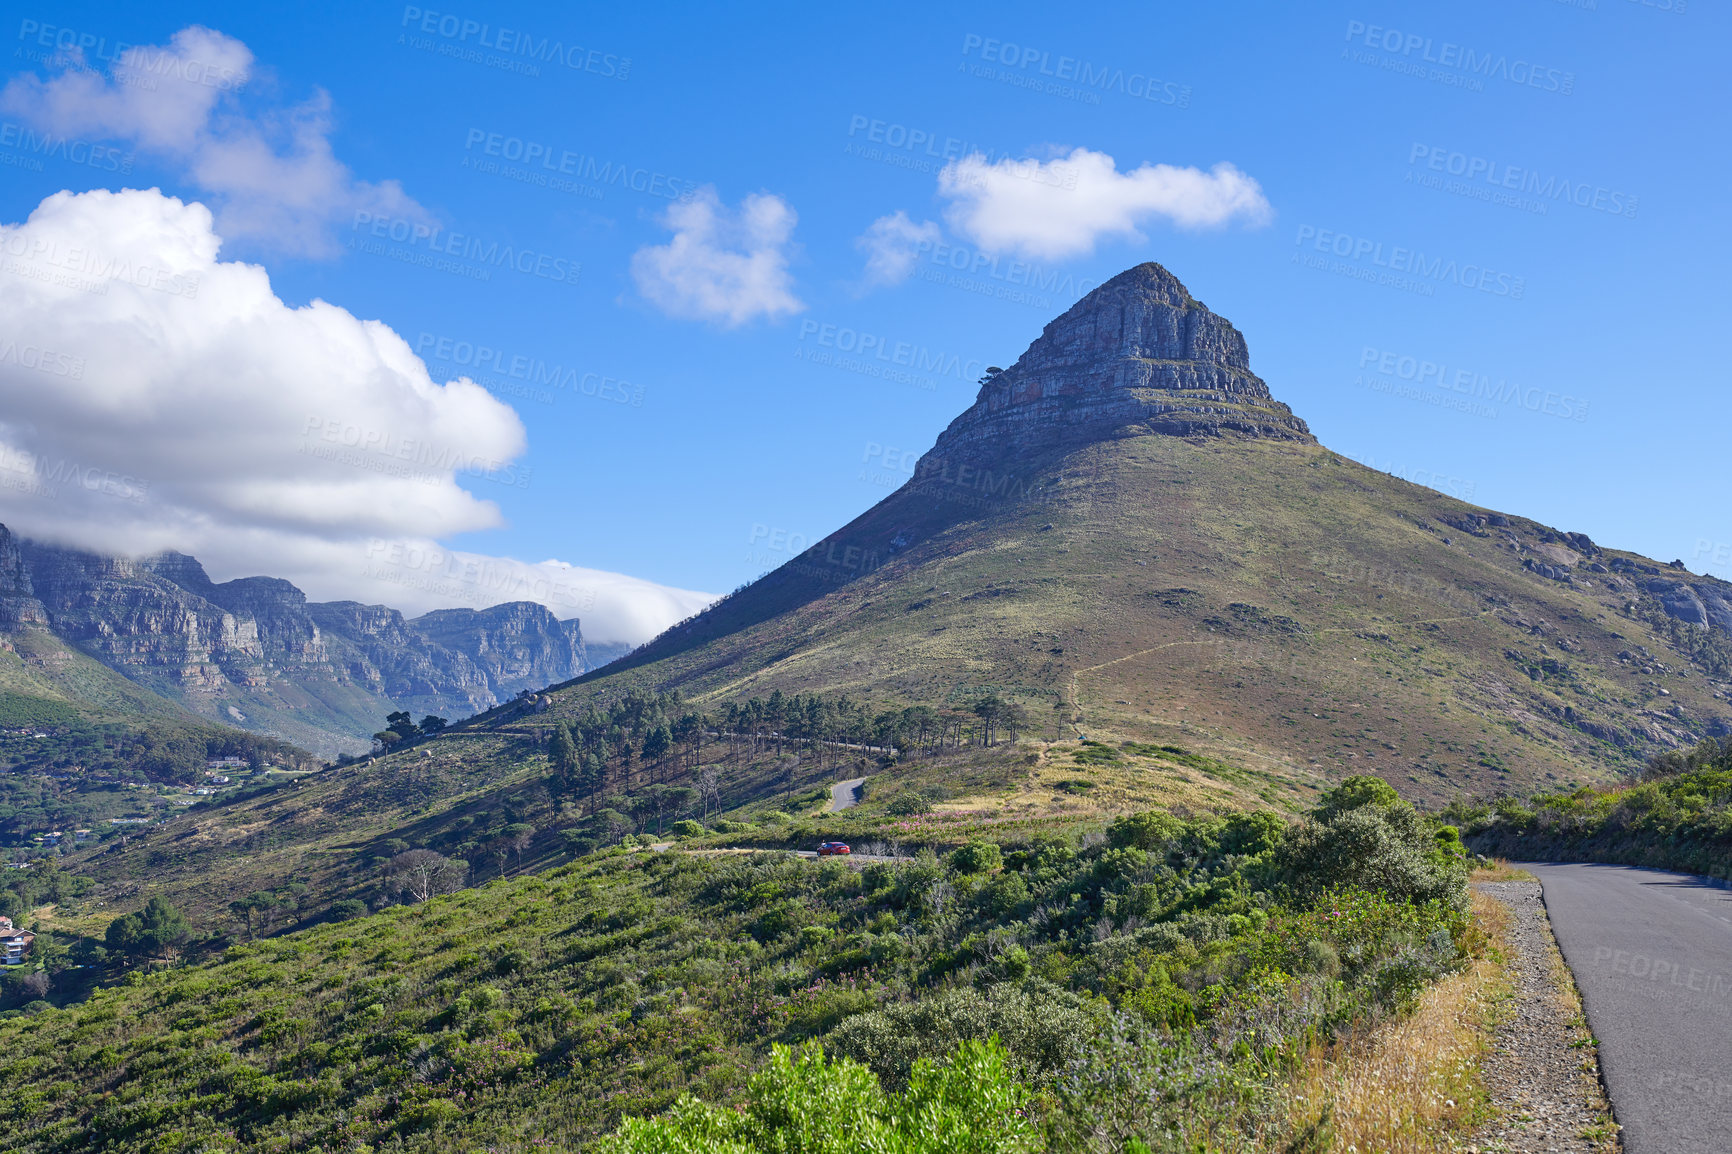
855, 211, 941, 288
631, 186, 803, 325
0, 26, 425, 257
0, 188, 711, 643
937, 148, 1272, 260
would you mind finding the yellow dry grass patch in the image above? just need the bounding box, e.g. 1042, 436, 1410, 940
1284, 890, 1509, 1152
1001, 742, 1263, 817
30, 903, 117, 938
1469, 859, 1535, 883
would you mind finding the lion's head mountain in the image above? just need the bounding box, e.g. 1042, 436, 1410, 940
562, 261, 1730, 799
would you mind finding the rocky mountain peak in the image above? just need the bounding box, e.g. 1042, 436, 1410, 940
142, 551, 217, 597
924, 262, 1313, 465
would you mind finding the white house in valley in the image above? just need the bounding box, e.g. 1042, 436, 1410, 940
0, 916, 35, 965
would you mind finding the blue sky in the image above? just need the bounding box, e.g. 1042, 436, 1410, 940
0, 0, 1724, 641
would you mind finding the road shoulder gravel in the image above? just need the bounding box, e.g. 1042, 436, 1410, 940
1472, 880, 1619, 1153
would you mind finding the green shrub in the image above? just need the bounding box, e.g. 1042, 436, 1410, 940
1106, 810, 1183, 851
1280, 800, 1467, 909
1316, 774, 1402, 818
886, 792, 931, 816
670, 820, 705, 838
597, 1037, 1039, 1153
948, 840, 1002, 875
328, 899, 369, 922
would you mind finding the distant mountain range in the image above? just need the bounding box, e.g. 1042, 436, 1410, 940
0, 524, 629, 754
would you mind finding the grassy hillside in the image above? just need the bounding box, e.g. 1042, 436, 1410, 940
553, 435, 1726, 804
1, 782, 1472, 1152
0, 628, 195, 726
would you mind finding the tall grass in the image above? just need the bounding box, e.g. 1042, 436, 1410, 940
1283, 890, 1507, 1152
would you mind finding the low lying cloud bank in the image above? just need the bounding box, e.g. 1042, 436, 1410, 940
0, 187, 712, 644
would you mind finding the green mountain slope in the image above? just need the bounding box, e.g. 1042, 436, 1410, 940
553, 264, 1727, 803
0, 626, 194, 727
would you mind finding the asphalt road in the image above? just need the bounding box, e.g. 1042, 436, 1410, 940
826, 777, 867, 812
1525, 862, 1732, 1153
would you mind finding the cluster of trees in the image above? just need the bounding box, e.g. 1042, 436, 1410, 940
227, 882, 316, 938
546, 689, 1037, 818
369, 711, 448, 753
0, 856, 91, 925
546, 691, 707, 812
103, 896, 191, 959
536, 689, 1042, 850
716, 690, 1031, 760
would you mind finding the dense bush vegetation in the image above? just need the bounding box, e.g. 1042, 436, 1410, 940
1455, 736, 1732, 880
0, 776, 1467, 1152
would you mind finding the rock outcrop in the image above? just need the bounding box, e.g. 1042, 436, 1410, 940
1643, 577, 1732, 636
921, 262, 1313, 469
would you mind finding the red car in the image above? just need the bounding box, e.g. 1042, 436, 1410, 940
816, 841, 851, 856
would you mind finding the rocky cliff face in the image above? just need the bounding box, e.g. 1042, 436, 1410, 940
0, 529, 607, 753
0, 523, 46, 630
412, 603, 587, 690
922, 262, 1312, 469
